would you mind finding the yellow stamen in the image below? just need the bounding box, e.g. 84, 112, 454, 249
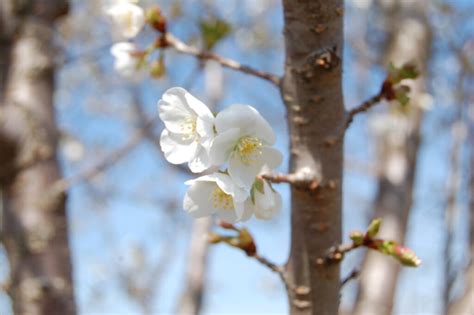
210, 187, 234, 210
236, 136, 262, 164
180, 117, 197, 141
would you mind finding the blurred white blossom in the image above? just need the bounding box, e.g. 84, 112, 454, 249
105, 0, 145, 39
110, 42, 141, 78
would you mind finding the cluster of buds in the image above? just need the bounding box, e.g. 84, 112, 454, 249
207, 220, 257, 256
349, 218, 421, 267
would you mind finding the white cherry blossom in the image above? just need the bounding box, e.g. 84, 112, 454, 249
110, 42, 141, 78
183, 173, 253, 223
210, 104, 282, 188
159, 87, 215, 173
106, 0, 145, 39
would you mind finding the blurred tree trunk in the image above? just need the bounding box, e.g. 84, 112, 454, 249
0, 1, 76, 314
282, 2, 344, 314
447, 100, 474, 315
352, 2, 431, 315
176, 218, 211, 315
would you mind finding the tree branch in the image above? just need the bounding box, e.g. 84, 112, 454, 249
259, 172, 320, 190
344, 93, 384, 131
164, 33, 282, 87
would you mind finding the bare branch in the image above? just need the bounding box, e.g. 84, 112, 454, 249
164, 33, 282, 87
252, 253, 295, 296
344, 94, 384, 132
341, 269, 359, 288
259, 172, 320, 190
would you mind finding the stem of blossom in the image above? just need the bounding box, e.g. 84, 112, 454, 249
259, 173, 319, 190
164, 33, 282, 87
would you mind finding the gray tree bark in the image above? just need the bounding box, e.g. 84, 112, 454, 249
0, 1, 75, 314
352, 2, 431, 315
282, 2, 344, 314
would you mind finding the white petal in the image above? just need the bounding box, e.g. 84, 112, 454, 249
209, 128, 241, 165
214, 173, 249, 202
183, 90, 214, 122
215, 104, 275, 144
183, 181, 217, 218
260, 146, 283, 169
160, 130, 198, 164
228, 153, 263, 189
242, 199, 255, 221
158, 88, 195, 134
216, 201, 245, 223
254, 181, 281, 220
196, 118, 215, 148
188, 145, 211, 173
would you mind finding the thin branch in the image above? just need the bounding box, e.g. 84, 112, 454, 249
164, 33, 282, 87
252, 253, 295, 295
325, 93, 384, 146
259, 172, 320, 190
341, 269, 360, 288
344, 93, 384, 131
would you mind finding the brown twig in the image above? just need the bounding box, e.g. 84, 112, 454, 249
344, 93, 384, 131
164, 33, 282, 87
252, 253, 295, 296
325, 93, 384, 146
341, 268, 360, 288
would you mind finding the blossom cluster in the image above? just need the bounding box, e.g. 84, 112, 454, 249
158, 87, 283, 222
105, 0, 146, 78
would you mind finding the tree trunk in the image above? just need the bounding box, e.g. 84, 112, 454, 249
176, 217, 211, 315
282, 2, 344, 314
352, 2, 431, 315
447, 97, 474, 315
0, 1, 75, 314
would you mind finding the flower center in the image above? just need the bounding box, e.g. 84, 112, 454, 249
210, 187, 234, 210
236, 136, 262, 164
180, 117, 197, 141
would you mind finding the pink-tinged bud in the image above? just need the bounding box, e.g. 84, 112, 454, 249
393, 245, 422, 267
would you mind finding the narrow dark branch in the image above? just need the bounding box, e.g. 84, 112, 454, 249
165, 33, 282, 87
344, 93, 384, 131
341, 268, 359, 288
252, 253, 295, 298
325, 93, 384, 146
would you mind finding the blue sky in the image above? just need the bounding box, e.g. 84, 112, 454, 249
1, 0, 473, 314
